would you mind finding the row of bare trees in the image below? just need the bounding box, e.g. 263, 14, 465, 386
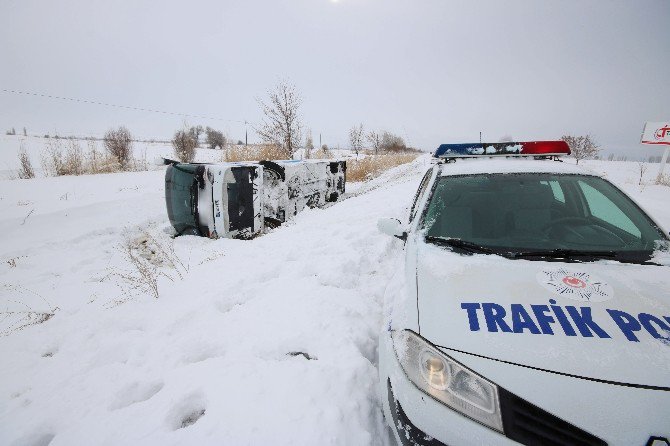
12, 78, 608, 176
349, 124, 410, 156
253, 79, 417, 159
171, 125, 228, 162
17, 127, 139, 179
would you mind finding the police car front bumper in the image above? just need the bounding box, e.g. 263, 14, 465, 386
381, 328, 670, 446
386, 379, 446, 446
379, 330, 517, 446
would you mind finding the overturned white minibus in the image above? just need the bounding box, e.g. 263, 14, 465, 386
164, 159, 346, 239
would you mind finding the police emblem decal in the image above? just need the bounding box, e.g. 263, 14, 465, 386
537, 268, 613, 302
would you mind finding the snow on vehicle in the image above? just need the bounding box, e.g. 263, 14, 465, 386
260, 160, 346, 226
377, 141, 670, 446
164, 158, 346, 238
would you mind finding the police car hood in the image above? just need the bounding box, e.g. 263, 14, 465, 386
416, 243, 670, 388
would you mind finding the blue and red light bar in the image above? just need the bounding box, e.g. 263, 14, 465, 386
434, 141, 571, 158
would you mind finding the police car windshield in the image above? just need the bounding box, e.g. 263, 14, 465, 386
422, 173, 667, 260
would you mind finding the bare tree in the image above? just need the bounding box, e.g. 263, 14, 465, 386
205, 127, 226, 150
366, 131, 381, 155
498, 135, 514, 143
561, 134, 600, 165
380, 131, 407, 152
191, 125, 204, 147
104, 126, 133, 168
172, 127, 198, 163
304, 129, 314, 159
256, 81, 303, 158
349, 124, 364, 157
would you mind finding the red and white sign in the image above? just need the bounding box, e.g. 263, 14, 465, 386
641, 122, 670, 146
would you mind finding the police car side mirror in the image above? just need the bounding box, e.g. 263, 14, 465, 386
378, 218, 407, 241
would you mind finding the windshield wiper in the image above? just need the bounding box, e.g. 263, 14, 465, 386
424, 236, 497, 255
508, 249, 618, 262
424, 237, 659, 264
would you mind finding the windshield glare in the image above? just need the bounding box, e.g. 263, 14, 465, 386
422, 173, 667, 257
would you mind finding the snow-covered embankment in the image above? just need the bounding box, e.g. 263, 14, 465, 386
0, 157, 428, 445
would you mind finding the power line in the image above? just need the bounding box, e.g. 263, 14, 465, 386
2, 88, 247, 124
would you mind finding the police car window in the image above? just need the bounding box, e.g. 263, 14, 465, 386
577, 180, 641, 237
541, 180, 565, 203
409, 170, 433, 221
422, 173, 666, 257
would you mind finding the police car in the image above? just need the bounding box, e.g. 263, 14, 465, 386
377, 141, 670, 446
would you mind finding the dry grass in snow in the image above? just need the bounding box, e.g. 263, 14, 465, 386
347, 152, 421, 182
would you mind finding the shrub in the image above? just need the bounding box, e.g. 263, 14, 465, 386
172, 128, 198, 163
40, 139, 89, 176
64, 140, 85, 175
40, 139, 65, 176
312, 147, 333, 159
104, 126, 133, 168
17, 144, 35, 179
657, 174, 670, 187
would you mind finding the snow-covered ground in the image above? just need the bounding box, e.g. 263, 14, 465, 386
0, 153, 424, 446
0, 151, 668, 445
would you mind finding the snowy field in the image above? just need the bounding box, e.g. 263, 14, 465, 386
0, 147, 669, 445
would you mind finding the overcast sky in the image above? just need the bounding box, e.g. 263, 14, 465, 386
1, 0, 669, 158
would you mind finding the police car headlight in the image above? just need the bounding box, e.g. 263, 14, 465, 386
392, 330, 503, 433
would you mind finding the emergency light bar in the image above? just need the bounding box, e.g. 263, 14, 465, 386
434, 141, 570, 158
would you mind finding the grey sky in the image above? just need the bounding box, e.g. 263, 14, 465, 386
1, 0, 669, 159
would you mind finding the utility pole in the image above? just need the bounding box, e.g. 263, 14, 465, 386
319, 133, 322, 148
245, 121, 248, 147
479, 132, 482, 143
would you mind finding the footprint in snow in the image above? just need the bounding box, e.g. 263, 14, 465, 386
10, 432, 54, 446
109, 381, 164, 410
179, 409, 206, 429
167, 392, 207, 430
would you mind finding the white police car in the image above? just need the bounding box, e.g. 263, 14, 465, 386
377, 141, 670, 446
